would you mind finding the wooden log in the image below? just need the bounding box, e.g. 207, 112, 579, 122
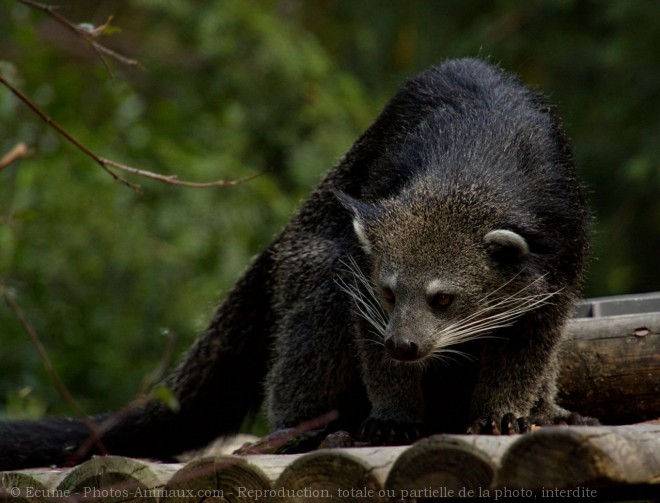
558, 312, 660, 424
495, 422, 660, 495
164, 455, 271, 503
385, 434, 518, 500
272, 450, 388, 502
233, 453, 304, 484
0, 469, 68, 503
55, 455, 178, 502
330, 446, 407, 484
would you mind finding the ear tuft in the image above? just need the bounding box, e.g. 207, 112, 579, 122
352, 218, 372, 254
334, 190, 381, 255
484, 229, 529, 264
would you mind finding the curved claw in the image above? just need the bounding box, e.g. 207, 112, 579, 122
359, 417, 422, 445
468, 413, 533, 435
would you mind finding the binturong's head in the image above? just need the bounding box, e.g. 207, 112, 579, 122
336, 186, 561, 364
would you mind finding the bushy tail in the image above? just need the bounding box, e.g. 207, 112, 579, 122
0, 245, 276, 470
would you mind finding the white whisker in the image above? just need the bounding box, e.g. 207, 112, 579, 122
432, 279, 561, 354
336, 257, 388, 336
437, 348, 478, 362
430, 351, 463, 367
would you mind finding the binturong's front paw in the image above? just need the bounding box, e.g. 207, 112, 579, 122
468, 411, 601, 435
359, 417, 423, 445
467, 413, 533, 435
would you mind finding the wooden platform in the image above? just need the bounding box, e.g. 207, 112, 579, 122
1, 422, 658, 502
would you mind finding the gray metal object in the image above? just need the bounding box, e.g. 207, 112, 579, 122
575, 291, 660, 318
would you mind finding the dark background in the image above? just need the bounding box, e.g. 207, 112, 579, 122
1, 1, 658, 419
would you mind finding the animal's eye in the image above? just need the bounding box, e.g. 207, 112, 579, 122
429, 293, 453, 310
381, 287, 395, 304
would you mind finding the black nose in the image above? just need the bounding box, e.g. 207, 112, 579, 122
385, 336, 419, 361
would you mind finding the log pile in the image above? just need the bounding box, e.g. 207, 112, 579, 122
1, 423, 659, 502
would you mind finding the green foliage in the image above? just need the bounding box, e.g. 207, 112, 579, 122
1, 1, 658, 420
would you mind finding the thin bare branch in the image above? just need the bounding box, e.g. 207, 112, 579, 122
139, 329, 178, 395
0, 75, 261, 191
0, 143, 31, 171
101, 157, 264, 188
0, 74, 140, 190
19, 0, 140, 73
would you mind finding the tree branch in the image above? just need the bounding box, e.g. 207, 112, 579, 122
19, 0, 140, 75
0, 143, 31, 171
0, 75, 261, 191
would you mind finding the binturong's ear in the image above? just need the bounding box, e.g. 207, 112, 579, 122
484, 229, 530, 265
334, 191, 382, 255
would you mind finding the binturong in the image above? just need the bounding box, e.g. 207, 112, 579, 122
0, 58, 597, 470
